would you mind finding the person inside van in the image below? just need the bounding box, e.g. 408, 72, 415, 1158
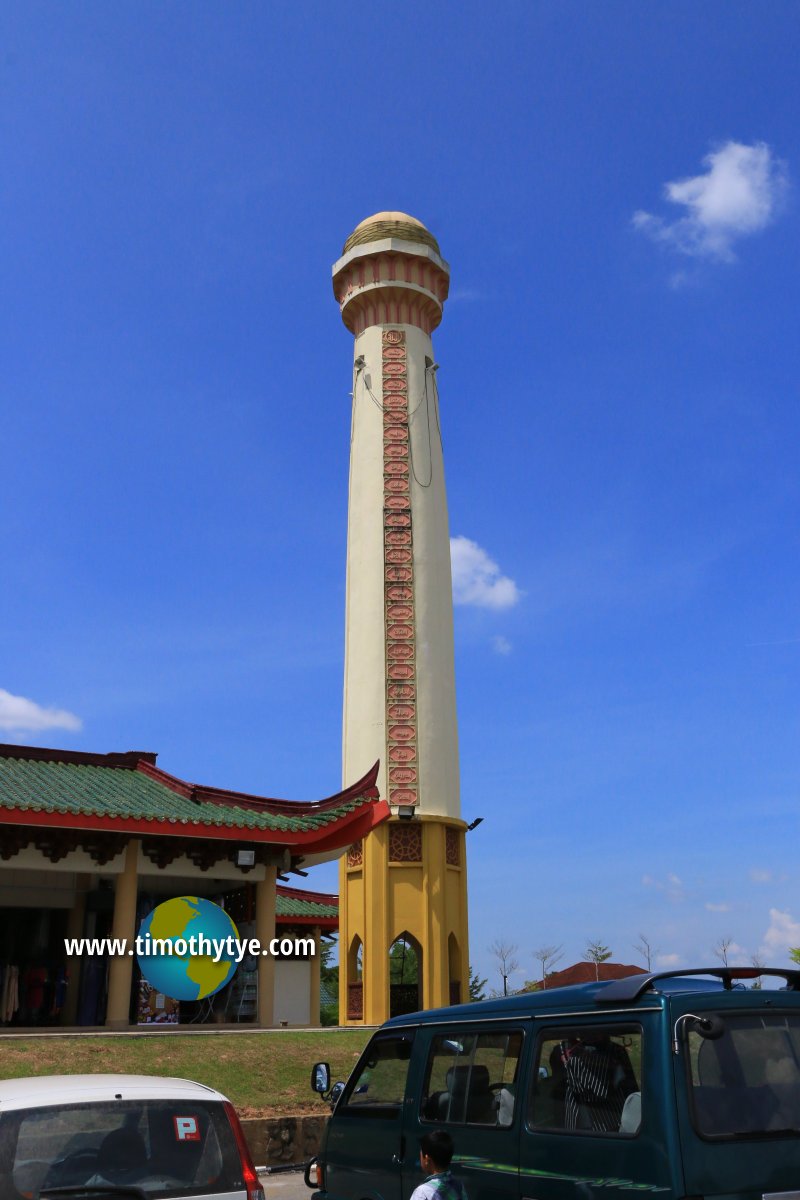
411, 1130, 468, 1200
550, 1034, 638, 1132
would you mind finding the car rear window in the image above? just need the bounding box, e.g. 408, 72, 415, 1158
0, 1098, 245, 1200
687, 1012, 800, 1138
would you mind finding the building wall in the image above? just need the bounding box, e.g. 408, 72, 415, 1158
274, 958, 311, 1025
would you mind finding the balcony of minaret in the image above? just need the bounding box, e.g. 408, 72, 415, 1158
333, 251, 450, 335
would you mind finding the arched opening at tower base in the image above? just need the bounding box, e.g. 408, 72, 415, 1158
346, 935, 364, 1021
389, 932, 422, 1017
448, 932, 462, 1005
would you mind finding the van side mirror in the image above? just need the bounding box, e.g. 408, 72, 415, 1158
311, 1062, 331, 1093
329, 1081, 345, 1109
691, 1014, 725, 1040
673, 1012, 726, 1053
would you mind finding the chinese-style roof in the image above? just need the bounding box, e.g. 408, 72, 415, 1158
275, 884, 337, 930
0, 744, 387, 852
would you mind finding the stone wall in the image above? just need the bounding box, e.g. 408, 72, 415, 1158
241, 1114, 328, 1168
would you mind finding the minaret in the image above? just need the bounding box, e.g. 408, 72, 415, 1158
334, 212, 469, 1025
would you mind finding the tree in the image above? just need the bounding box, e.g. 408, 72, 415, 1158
489, 939, 519, 997
713, 937, 733, 967
750, 953, 766, 990
533, 944, 563, 989
633, 933, 657, 971
469, 966, 487, 1002
585, 940, 612, 981
319, 935, 339, 1025
389, 937, 419, 985
789, 948, 800, 965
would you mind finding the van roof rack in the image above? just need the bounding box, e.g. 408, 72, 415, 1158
597, 967, 800, 1003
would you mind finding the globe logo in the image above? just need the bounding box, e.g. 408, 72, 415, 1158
137, 896, 240, 1001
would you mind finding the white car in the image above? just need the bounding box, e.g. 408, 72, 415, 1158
0, 1074, 264, 1200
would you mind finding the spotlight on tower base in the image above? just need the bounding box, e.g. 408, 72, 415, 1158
397, 805, 416, 821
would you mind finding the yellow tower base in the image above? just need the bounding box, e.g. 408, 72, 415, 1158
338, 815, 470, 1025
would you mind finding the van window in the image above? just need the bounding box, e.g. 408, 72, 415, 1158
421, 1029, 524, 1127
528, 1026, 642, 1135
338, 1033, 415, 1117
687, 1011, 800, 1138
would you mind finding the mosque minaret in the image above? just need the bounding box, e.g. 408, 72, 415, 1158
334, 212, 469, 1024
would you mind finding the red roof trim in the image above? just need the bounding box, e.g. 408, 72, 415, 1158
276, 885, 338, 905
137, 758, 381, 815
0, 744, 158, 769
0, 796, 391, 848
276, 914, 338, 930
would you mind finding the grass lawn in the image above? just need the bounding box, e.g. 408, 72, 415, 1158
0, 1030, 373, 1117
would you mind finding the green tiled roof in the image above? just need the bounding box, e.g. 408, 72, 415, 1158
276, 890, 338, 919
0, 756, 365, 836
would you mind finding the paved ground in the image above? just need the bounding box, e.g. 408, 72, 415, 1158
260, 1166, 310, 1200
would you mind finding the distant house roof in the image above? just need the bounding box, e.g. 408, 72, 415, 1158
275, 884, 337, 930
542, 961, 647, 989
0, 743, 388, 854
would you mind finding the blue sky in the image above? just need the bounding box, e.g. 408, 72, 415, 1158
2, 3, 799, 992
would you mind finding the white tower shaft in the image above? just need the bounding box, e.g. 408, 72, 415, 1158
342, 321, 460, 818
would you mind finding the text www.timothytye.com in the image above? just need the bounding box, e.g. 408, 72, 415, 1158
64, 935, 316, 963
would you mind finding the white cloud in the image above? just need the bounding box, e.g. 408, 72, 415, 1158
448, 287, 484, 304
750, 868, 773, 884
0, 689, 82, 734
491, 635, 512, 656
656, 953, 682, 967
633, 140, 787, 262
760, 908, 800, 963
642, 872, 685, 903
705, 902, 730, 913
450, 536, 521, 610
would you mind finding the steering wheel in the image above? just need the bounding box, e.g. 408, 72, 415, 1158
43, 1149, 99, 1187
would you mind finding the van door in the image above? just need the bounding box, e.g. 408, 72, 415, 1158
520, 1019, 677, 1200
405, 1024, 526, 1200
675, 1002, 800, 1200
324, 1030, 415, 1200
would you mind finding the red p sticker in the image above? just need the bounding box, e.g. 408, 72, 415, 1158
174, 1116, 200, 1141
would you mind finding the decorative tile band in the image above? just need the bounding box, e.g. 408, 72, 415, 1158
382, 329, 418, 808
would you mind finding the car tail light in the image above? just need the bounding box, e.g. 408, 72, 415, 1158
306, 1158, 324, 1189
223, 1100, 265, 1200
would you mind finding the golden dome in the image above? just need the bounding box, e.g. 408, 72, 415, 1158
343, 211, 440, 256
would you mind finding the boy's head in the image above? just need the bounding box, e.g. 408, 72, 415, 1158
419, 1130, 454, 1172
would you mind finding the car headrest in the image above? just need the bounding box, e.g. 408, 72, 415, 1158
445, 1064, 491, 1096
97, 1128, 147, 1175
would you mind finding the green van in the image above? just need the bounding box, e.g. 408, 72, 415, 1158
307, 967, 800, 1200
